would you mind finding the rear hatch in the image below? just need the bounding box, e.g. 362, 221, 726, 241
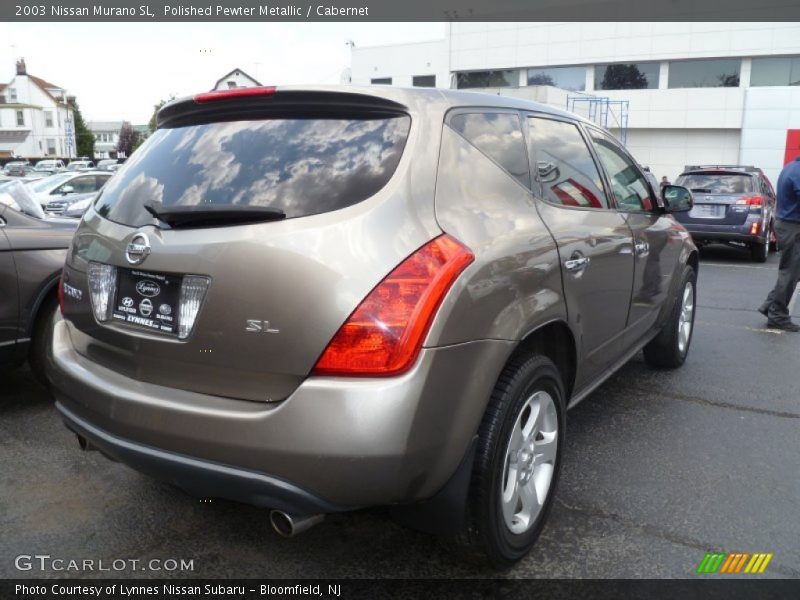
674, 171, 758, 226
61, 88, 432, 402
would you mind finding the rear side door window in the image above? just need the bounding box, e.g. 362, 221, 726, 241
68, 176, 97, 194
449, 112, 531, 188
587, 128, 655, 212
526, 116, 608, 209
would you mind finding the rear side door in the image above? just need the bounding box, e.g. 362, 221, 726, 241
525, 115, 635, 389
0, 211, 20, 364
585, 126, 682, 344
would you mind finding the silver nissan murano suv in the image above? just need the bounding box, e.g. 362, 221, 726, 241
48, 86, 698, 566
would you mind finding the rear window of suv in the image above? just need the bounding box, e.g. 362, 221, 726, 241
676, 172, 754, 194
94, 115, 411, 228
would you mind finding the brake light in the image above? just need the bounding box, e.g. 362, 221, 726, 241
193, 86, 277, 104
312, 235, 474, 377
750, 221, 761, 235
735, 195, 763, 207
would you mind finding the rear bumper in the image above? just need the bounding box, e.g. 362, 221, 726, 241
57, 401, 344, 515
681, 223, 764, 245
49, 319, 513, 509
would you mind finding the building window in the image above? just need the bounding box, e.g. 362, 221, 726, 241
16, 110, 24, 126
412, 75, 436, 87
46, 138, 56, 155
8, 88, 17, 102
527, 66, 586, 91
668, 59, 741, 88
751, 56, 800, 87
456, 70, 517, 89
45, 111, 54, 127
449, 112, 530, 188
227, 81, 236, 89
594, 62, 659, 90
370, 77, 392, 85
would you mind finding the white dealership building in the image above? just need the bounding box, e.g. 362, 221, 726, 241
350, 23, 800, 184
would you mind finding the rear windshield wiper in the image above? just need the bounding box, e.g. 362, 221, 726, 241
690, 188, 713, 193
143, 203, 286, 228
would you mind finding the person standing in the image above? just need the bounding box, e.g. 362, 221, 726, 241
759, 157, 800, 331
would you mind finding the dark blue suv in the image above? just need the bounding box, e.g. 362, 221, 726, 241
673, 165, 777, 262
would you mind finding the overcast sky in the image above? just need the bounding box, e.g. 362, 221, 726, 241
0, 23, 445, 124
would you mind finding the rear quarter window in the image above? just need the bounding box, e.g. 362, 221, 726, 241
94, 115, 411, 228
449, 112, 531, 188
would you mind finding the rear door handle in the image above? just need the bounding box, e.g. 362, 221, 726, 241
565, 256, 590, 272
635, 241, 650, 256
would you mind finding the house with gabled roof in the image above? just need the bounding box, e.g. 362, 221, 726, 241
212, 68, 262, 91
0, 59, 77, 159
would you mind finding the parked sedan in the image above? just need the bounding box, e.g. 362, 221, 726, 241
28, 171, 112, 213
3, 161, 31, 177
66, 160, 95, 172
0, 180, 78, 383
96, 159, 119, 171
33, 159, 66, 174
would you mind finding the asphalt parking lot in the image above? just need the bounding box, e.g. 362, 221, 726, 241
1, 245, 799, 579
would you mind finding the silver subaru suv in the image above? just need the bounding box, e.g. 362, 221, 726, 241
48, 86, 698, 566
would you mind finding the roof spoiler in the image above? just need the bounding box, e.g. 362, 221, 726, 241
157, 89, 408, 129
683, 165, 760, 173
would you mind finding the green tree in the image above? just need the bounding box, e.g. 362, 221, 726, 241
527, 73, 556, 86
600, 64, 649, 90
148, 97, 174, 133
116, 121, 140, 158
69, 99, 95, 158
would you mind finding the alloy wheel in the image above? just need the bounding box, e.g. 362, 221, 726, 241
500, 390, 558, 535
677, 281, 694, 354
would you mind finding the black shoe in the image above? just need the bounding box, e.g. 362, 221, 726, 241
766, 320, 800, 332
758, 303, 769, 317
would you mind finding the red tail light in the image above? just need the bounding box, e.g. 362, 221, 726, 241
57, 273, 65, 314
193, 86, 277, 104
750, 221, 761, 235
735, 195, 763, 207
312, 235, 474, 377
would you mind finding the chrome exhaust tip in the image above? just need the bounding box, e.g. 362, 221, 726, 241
269, 510, 324, 537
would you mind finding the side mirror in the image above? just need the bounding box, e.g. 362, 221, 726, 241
662, 185, 693, 213
61, 185, 75, 195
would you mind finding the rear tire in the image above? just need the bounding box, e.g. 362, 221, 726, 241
449, 354, 565, 568
28, 294, 58, 388
768, 221, 778, 253
644, 265, 696, 369
751, 240, 768, 263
